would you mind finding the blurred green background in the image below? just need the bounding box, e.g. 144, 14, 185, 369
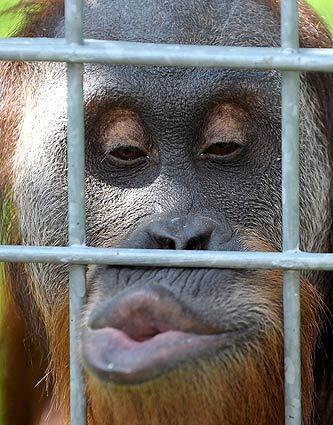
0, 0, 332, 424
308, 0, 333, 29
0, 0, 24, 36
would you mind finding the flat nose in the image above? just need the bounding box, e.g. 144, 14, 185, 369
123, 215, 232, 250
147, 216, 218, 250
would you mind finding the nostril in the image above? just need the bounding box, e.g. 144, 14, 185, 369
151, 234, 177, 250
186, 236, 208, 250
139, 216, 226, 251
184, 231, 212, 251
148, 229, 214, 250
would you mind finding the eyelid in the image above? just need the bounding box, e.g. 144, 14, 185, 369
104, 143, 149, 158
104, 139, 149, 151
197, 137, 246, 163
101, 145, 150, 165
201, 136, 247, 151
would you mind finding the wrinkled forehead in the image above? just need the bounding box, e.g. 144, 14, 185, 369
51, 0, 280, 47
32, 0, 282, 123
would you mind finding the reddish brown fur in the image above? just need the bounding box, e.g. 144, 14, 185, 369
2, 262, 51, 425
0, 1, 331, 424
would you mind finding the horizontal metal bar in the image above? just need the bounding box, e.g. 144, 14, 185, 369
1, 246, 333, 270
0, 38, 332, 71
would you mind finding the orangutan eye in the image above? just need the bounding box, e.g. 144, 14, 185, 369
106, 146, 149, 164
200, 141, 243, 161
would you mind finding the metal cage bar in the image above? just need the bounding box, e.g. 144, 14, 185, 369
65, 0, 87, 423
2, 246, 333, 269
281, 1, 302, 424
0, 40, 332, 71
0, 0, 332, 424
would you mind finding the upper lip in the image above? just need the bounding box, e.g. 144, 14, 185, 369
88, 284, 219, 340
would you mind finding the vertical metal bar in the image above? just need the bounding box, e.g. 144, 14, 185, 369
65, 0, 86, 423
281, 1, 301, 425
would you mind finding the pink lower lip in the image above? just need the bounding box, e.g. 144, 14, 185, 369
82, 327, 243, 385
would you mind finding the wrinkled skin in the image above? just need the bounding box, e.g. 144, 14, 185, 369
1, 0, 333, 424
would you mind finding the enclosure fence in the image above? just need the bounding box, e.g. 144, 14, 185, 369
0, 0, 332, 424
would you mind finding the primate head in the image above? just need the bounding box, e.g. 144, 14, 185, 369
1, 1, 333, 424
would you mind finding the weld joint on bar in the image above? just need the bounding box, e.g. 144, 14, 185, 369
282, 47, 299, 54
283, 248, 300, 254
67, 41, 82, 47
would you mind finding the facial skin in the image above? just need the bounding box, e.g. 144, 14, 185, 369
2, 0, 333, 424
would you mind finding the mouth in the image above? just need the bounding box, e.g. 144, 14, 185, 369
82, 284, 248, 385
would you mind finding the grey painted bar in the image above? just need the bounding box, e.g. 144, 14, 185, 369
281, 1, 302, 424
65, 0, 87, 423
1, 246, 333, 270
0, 39, 332, 71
